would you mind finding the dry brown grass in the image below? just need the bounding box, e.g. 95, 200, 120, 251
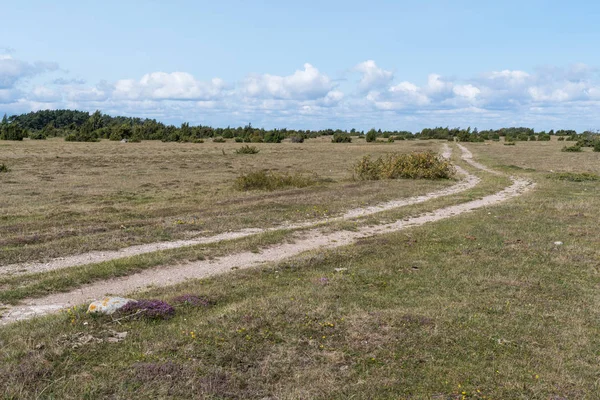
0, 138, 451, 264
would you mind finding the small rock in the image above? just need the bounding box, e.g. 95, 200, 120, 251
87, 297, 135, 315
334, 268, 347, 272
554, 241, 563, 246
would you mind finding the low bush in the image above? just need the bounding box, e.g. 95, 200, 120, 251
561, 145, 582, 152
213, 137, 226, 143
0, 124, 28, 141
234, 137, 244, 143
29, 131, 47, 140
290, 135, 304, 143
235, 170, 317, 191
594, 141, 600, 152
549, 172, 600, 182
331, 133, 352, 143
354, 151, 454, 180
504, 142, 516, 146
0, 163, 9, 173
235, 145, 260, 154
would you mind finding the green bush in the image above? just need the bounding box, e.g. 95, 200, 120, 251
235, 171, 317, 191
504, 142, 516, 146
561, 145, 582, 152
235, 145, 260, 154
331, 133, 352, 143
213, 137, 226, 143
29, 131, 47, 140
594, 141, 600, 152
234, 137, 244, 143
354, 151, 454, 180
366, 129, 377, 142
290, 136, 304, 143
0, 163, 9, 173
0, 124, 28, 141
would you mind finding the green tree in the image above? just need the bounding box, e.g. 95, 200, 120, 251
366, 128, 377, 142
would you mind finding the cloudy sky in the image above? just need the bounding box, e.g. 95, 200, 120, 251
2, 0, 600, 131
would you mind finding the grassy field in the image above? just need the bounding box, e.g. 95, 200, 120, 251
0, 137, 451, 265
1, 138, 600, 399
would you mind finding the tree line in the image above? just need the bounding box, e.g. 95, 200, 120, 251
0, 109, 597, 144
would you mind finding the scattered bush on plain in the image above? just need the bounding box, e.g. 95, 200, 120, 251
235, 145, 260, 154
0, 163, 10, 173
353, 151, 454, 180
331, 133, 352, 143
561, 145, 582, 152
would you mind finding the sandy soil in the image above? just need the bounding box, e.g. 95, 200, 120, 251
0, 144, 535, 325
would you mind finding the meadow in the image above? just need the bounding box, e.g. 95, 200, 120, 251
1, 137, 600, 399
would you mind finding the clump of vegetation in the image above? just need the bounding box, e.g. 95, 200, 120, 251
118, 299, 175, 320
213, 137, 226, 143
354, 151, 454, 180
235, 145, 260, 154
594, 141, 600, 152
28, 131, 47, 140
235, 170, 317, 191
0, 163, 10, 173
549, 172, 600, 182
290, 135, 304, 143
0, 124, 28, 141
366, 129, 378, 142
331, 133, 352, 143
561, 145, 582, 152
504, 141, 516, 146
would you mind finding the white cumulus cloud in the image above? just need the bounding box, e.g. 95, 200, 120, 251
241, 63, 333, 100
355, 60, 394, 91
114, 72, 227, 101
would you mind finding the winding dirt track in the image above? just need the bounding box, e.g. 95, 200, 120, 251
0, 144, 475, 277
0, 144, 535, 325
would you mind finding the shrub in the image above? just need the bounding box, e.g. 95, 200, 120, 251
594, 141, 600, 152
561, 145, 582, 152
235, 145, 260, 154
0, 124, 28, 141
235, 170, 317, 191
366, 129, 377, 142
213, 137, 226, 143
64, 131, 99, 142
118, 299, 175, 320
332, 133, 352, 143
29, 131, 47, 140
0, 163, 9, 173
504, 142, 516, 146
550, 172, 600, 182
264, 131, 285, 143
558, 137, 565, 141
290, 135, 304, 143
353, 151, 454, 180
234, 136, 244, 143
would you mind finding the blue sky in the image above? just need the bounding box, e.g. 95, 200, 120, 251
2, 0, 600, 131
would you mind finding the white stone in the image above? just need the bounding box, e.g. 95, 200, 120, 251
87, 297, 135, 315
554, 241, 563, 246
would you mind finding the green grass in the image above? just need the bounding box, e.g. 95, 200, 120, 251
0, 138, 451, 264
2, 140, 600, 398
